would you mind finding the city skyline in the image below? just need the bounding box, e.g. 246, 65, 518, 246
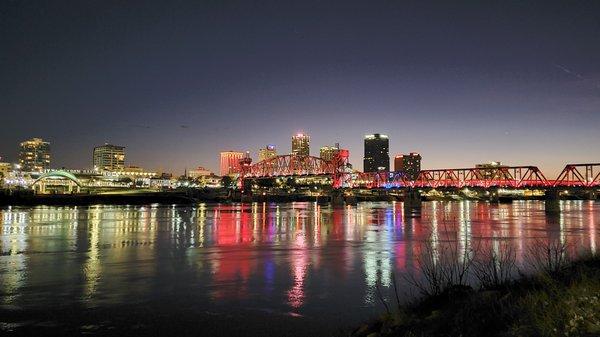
2, 1, 599, 177
1, 132, 597, 178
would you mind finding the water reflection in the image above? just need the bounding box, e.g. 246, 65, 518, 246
0, 201, 598, 327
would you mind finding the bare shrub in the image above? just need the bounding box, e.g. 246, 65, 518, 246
525, 238, 571, 275
472, 241, 517, 289
405, 237, 476, 296
375, 279, 391, 314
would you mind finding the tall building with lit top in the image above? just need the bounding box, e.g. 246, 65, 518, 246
219, 151, 245, 176
258, 144, 277, 162
93, 144, 125, 171
394, 152, 421, 180
291, 133, 310, 156
19, 138, 51, 172
363, 134, 389, 172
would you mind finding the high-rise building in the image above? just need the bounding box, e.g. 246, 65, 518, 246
219, 151, 245, 176
258, 144, 277, 162
291, 133, 310, 156
320, 143, 341, 161
19, 138, 51, 172
93, 144, 125, 171
363, 134, 389, 172
394, 152, 422, 180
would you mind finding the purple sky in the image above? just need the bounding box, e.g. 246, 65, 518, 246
1, 1, 599, 177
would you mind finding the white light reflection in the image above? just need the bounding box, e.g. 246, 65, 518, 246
458, 201, 472, 262
83, 206, 101, 300
0, 207, 28, 304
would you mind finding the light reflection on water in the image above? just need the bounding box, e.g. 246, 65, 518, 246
0, 201, 599, 329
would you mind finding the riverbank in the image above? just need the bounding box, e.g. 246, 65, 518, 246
351, 255, 600, 337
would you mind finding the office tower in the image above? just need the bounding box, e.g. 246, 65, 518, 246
320, 143, 341, 161
363, 134, 389, 172
93, 143, 125, 171
19, 138, 51, 172
219, 151, 244, 175
258, 144, 277, 162
394, 152, 422, 180
291, 133, 310, 156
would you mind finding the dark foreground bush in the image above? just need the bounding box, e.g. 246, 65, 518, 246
351, 255, 600, 337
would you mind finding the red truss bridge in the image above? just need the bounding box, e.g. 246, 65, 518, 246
241, 154, 336, 177
411, 166, 548, 189
239, 156, 600, 189
552, 163, 600, 187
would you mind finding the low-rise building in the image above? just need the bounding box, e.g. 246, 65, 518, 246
258, 145, 277, 162
187, 166, 212, 179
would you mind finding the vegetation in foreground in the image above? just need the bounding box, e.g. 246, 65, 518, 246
352, 241, 600, 337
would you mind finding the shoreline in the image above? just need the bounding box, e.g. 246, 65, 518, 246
350, 254, 600, 337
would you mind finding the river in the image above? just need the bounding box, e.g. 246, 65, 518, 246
0, 201, 598, 336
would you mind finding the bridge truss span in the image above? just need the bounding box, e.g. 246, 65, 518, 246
413, 166, 549, 189
553, 163, 600, 187
241, 155, 336, 178
239, 157, 599, 190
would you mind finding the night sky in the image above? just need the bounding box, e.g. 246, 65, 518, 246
2, 1, 599, 176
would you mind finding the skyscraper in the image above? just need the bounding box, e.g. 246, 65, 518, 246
93, 144, 125, 171
19, 138, 51, 172
363, 134, 389, 172
258, 144, 277, 162
320, 143, 341, 161
219, 151, 245, 176
291, 133, 310, 156
394, 152, 422, 180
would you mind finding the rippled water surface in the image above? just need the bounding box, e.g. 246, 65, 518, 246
0, 201, 598, 336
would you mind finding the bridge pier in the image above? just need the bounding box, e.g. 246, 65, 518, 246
331, 189, 345, 206
586, 188, 597, 200
544, 188, 561, 214
404, 189, 422, 217
240, 178, 253, 202
487, 187, 499, 203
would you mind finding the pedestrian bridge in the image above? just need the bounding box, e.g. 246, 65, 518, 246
31, 170, 82, 194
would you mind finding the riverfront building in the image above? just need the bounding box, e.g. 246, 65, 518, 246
363, 134, 389, 172
476, 161, 508, 179
0, 162, 11, 179
93, 144, 125, 171
258, 145, 277, 162
394, 152, 422, 180
291, 133, 310, 156
19, 138, 51, 172
220, 151, 245, 176
186, 166, 213, 179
